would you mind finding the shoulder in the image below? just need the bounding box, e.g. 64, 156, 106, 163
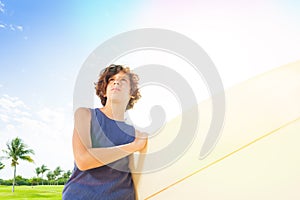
74, 107, 91, 120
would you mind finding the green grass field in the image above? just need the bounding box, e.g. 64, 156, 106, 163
0, 185, 63, 199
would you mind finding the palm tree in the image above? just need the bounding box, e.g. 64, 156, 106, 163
53, 166, 63, 185
0, 161, 4, 170
46, 171, 55, 185
35, 167, 41, 185
40, 164, 49, 185
2, 137, 34, 192
62, 170, 72, 184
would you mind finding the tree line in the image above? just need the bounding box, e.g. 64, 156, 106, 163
0, 137, 72, 192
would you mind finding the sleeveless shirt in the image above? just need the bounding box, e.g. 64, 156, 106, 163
62, 108, 136, 200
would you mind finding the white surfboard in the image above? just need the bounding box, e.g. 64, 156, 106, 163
130, 60, 300, 199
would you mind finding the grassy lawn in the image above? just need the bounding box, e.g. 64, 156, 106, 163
0, 185, 63, 200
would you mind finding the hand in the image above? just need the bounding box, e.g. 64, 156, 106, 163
134, 130, 148, 152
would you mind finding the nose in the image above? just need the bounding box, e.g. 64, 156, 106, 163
113, 80, 120, 85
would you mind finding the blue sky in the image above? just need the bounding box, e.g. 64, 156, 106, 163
0, 0, 144, 179
1, 0, 300, 179
0, 0, 142, 108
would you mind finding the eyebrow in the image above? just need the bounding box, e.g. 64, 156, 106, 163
111, 73, 130, 80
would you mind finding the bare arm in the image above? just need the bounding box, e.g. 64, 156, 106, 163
72, 107, 147, 171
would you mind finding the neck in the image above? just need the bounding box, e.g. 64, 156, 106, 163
101, 101, 127, 121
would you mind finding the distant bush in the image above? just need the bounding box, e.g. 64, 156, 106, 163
0, 167, 72, 186
0, 176, 68, 186
0, 178, 12, 185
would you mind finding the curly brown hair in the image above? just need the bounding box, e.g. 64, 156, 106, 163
95, 64, 141, 110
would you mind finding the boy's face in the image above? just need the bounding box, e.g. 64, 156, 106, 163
105, 71, 131, 105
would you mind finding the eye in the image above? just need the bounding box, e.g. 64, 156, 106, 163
121, 78, 128, 83
108, 78, 114, 82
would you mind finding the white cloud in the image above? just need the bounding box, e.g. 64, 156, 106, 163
7, 24, 24, 32
0, 1, 4, 13
6, 124, 16, 131
9, 24, 15, 31
0, 2, 24, 32
14, 116, 44, 130
0, 113, 9, 123
37, 108, 64, 123
0, 94, 74, 179
0, 94, 30, 115
0, 97, 31, 123
13, 108, 31, 117
16, 25, 23, 32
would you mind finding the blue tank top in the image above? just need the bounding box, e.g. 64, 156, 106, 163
62, 108, 136, 200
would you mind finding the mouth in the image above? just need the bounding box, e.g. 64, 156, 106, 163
111, 88, 121, 91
